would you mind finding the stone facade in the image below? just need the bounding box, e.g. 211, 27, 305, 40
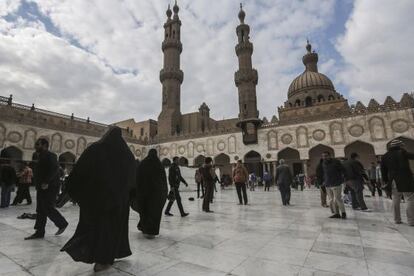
1, 3, 413, 180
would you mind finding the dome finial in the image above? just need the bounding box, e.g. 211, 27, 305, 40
238, 3, 246, 23
306, 39, 312, 53
166, 4, 172, 18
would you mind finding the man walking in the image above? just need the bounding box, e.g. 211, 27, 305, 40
263, 170, 272, 191
165, 157, 189, 217
276, 159, 292, 206
195, 168, 204, 198
0, 159, 17, 208
343, 153, 371, 212
25, 138, 68, 240
381, 139, 414, 226
200, 157, 215, 212
320, 151, 347, 219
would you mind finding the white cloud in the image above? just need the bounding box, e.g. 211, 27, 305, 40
336, 0, 414, 104
0, 0, 337, 123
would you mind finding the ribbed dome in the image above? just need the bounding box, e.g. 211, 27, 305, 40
288, 70, 335, 97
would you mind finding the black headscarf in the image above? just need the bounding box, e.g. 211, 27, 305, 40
67, 126, 136, 210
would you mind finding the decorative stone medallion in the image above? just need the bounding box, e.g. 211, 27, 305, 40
234, 156, 239, 161
178, 145, 185, 155
266, 153, 272, 159
217, 141, 226, 151
281, 133, 293, 145
391, 119, 409, 133
312, 129, 326, 141
7, 131, 22, 143
65, 139, 75, 149
135, 149, 142, 157
196, 144, 204, 153
162, 147, 169, 156
349, 124, 364, 137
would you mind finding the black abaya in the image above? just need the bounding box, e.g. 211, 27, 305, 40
135, 149, 168, 235
61, 127, 135, 264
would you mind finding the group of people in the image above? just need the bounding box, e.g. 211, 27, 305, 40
1, 126, 413, 273
315, 139, 414, 225
0, 161, 32, 208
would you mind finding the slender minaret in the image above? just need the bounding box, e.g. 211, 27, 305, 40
158, 1, 184, 137
235, 4, 261, 144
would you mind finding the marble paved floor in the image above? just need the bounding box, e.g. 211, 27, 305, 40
1, 187, 414, 276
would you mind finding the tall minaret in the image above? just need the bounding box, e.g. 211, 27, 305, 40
158, 1, 184, 138
235, 4, 261, 144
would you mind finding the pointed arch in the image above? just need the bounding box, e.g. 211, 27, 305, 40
345, 140, 376, 168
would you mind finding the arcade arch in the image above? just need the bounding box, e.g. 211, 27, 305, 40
345, 141, 376, 169
278, 147, 302, 176
308, 144, 334, 176
244, 150, 262, 177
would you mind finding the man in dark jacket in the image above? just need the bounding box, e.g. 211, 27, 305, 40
381, 139, 414, 226
135, 149, 168, 238
0, 159, 17, 208
164, 157, 189, 217
276, 159, 292, 206
316, 159, 328, 207
320, 151, 346, 219
25, 138, 68, 240
200, 157, 215, 212
343, 153, 370, 212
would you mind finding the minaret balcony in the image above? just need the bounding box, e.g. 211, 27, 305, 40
235, 42, 253, 55
162, 40, 183, 53
160, 68, 184, 83
235, 69, 258, 86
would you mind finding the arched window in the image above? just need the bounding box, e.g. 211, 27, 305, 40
328, 95, 335, 101
305, 97, 313, 107
295, 99, 301, 106
317, 95, 325, 102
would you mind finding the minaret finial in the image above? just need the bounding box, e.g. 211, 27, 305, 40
238, 3, 246, 23
173, 0, 179, 14
166, 4, 172, 18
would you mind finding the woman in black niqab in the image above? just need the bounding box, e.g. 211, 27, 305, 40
61, 126, 135, 272
134, 148, 168, 237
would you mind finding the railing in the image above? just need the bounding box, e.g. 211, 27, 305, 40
0, 95, 107, 127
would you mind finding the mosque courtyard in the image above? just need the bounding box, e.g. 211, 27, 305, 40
1, 188, 414, 276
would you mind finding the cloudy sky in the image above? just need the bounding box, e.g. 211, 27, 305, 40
1, 0, 413, 124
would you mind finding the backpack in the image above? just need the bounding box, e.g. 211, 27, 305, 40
234, 167, 246, 183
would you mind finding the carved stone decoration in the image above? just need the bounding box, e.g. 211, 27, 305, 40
234, 155, 239, 161
281, 133, 293, 145
348, 125, 364, 137
228, 136, 236, 154
312, 129, 326, 141
196, 144, 204, 153
266, 153, 271, 159
207, 139, 214, 155
170, 143, 177, 156
51, 133, 62, 153
23, 129, 37, 149
178, 145, 185, 155
217, 140, 226, 151
391, 119, 409, 133
135, 149, 142, 157
65, 139, 75, 149
330, 122, 344, 144
369, 116, 387, 141
296, 126, 309, 148
187, 142, 194, 158
0, 124, 5, 148
142, 147, 147, 157
76, 137, 87, 155
267, 130, 278, 150
162, 147, 169, 156
7, 131, 22, 143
